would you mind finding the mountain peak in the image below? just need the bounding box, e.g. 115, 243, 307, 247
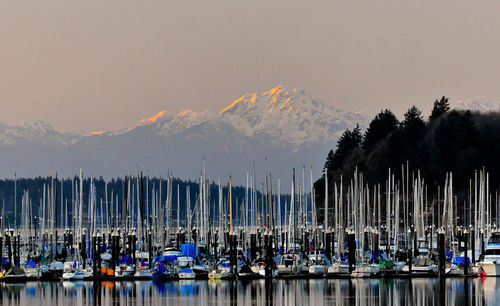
215, 86, 366, 147
114, 86, 366, 148
453, 97, 500, 112
141, 110, 168, 123
219, 85, 301, 115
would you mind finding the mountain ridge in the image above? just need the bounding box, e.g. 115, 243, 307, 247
6, 88, 493, 183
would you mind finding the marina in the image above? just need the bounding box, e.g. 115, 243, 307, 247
0, 165, 497, 283
2, 1, 499, 304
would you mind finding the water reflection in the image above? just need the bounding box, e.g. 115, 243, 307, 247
0, 278, 498, 305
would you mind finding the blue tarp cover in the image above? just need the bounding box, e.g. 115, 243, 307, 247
454, 256, 471, 266
155, 255, 179, 264
26, 261, 37, 268
180, 243, 200, 258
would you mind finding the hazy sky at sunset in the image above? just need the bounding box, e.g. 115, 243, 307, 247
1, 1, 499, 132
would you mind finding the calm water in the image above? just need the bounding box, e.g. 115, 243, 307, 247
1, 278, 499, 305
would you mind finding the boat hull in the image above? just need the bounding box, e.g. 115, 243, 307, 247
62, 272, 85, 281
481, 262, 500, 276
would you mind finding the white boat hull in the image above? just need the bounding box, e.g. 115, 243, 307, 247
309, 265, 327, 275
277, 265, 299, 275
134, 269, 153, 278
328, 263, 349, 275
179, 272, 196, 279
481, 261, 500, 276
62, 272, 85, 281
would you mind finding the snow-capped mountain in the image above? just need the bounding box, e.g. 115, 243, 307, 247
0, 121, 80, 145
217, 86, 365, 148
141, 86, 366, 149
0, 86, 367, 183
453, 97, 500, 112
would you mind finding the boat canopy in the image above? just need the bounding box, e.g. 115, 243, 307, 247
180, 243, 200, 258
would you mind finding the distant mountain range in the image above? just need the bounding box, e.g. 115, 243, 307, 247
0, 89, 496, 184
452, 97, 500, 112
0, 86, 367, 184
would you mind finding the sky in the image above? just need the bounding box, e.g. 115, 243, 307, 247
1, 1, 499, 133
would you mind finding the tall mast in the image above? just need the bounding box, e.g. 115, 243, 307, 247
324, 168, 328, 230
14, 173, 17, 230
177, 184, 180, 229
229, 176, 232, 233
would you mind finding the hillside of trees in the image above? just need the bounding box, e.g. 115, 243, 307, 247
0, 176, 274, 228
314, 97, 500, 217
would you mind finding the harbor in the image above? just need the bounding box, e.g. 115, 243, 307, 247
2, 1, 500, 304
0, 164, 497, 283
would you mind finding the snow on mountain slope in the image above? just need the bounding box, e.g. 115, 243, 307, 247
453, 97, 500, 112
217, 86, 366, 147
0, 86, 367, 181
137, 86, 367, 149
0, 121, 80, 145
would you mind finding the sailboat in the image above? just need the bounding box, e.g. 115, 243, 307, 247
62, 261, 85, 281
307, 250, 331, 277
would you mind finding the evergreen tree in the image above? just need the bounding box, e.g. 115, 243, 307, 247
400, 106, 425, 140
363, 109, 399, 150
324, 149, 334, 171
331, 125, 362, 171
429, 96, 450, 120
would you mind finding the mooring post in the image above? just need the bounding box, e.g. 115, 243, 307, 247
148, 230, 153, 267
111, 230, 117, 273
438, 229, 445, 277
132, 231, 137, 267
408, 227, 413, 275
12, 233, 17, 267
429, 226, 433, 254
480, 230, 485, 260
6, 232, 12, 268
470, 227, 475, 266
373, 230, 380, 260
230, 233, 237, 277
265, 231, 273, 278
49, 233, 53, 261
250, 232, 257, 261
325, 229, 332, 261
347, 231, 356, 274
304, 230, 310, 257
0, 234, 3, 271
97, 232, 102, 277
81, 229, 87, 269
92, 233, 97, 279
464, 229, 469, 276
213, 230, 219, 263
385, 228, 390, 258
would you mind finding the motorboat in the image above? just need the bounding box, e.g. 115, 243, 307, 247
480, 231, 500, 276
